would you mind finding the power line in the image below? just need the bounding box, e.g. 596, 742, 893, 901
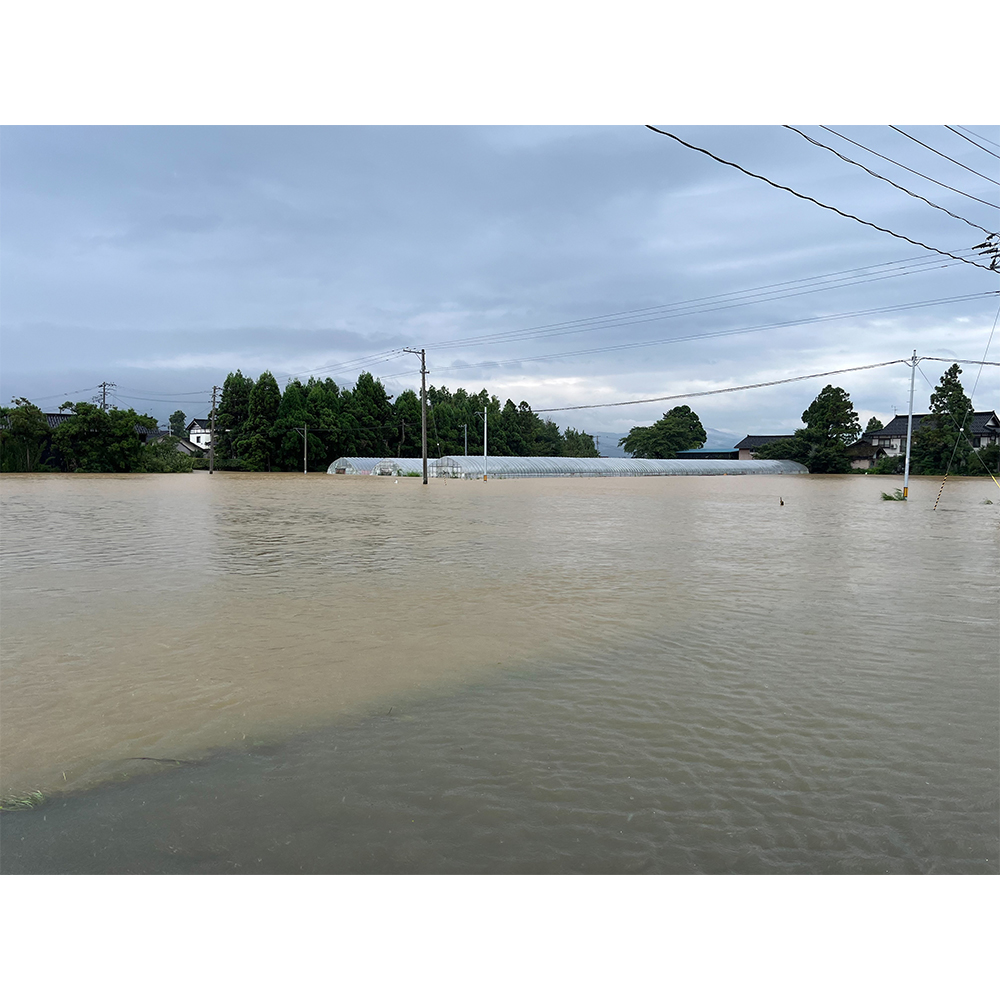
957, 127, 1000, 151
888, 126, 1000, 187
386, 291, 997, 379
781, 125, 994, 235
817, 126, 1000, 211
644, 126, 996, 271
944, 126, 1000, 161
533, 359, 910, 413
422, 259, 965, 353
920, 357, 1000, 366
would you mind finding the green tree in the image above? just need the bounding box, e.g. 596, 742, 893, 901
756, 385, 860, 473
50, 402, 158, 472
865, 416, 884, 434
619, 405, 706, 459
216, 370, 255, 462
345, 372, 393, 457
911, 364, 974, 475
561, 427, 599, 457
243, 371, 282, 471
139, 438, 195, 473
169, 410, 187, 438
392, 389, 423, 457
0, 398, 52, 471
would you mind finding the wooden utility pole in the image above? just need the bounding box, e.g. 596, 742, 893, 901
402, 348, 428, 484
209, 385, 219, 474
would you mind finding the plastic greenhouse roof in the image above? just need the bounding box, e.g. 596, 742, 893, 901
328, 456, 808, 477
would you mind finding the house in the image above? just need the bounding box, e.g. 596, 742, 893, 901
866, 411, 1000, 458
734, 434, 795, 460
186, 418, 212, 449
845, 439, 887, 470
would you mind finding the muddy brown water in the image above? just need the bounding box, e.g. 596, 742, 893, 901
1, 472, 997, 873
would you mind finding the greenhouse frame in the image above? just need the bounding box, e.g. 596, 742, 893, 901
327, 456, 808, 477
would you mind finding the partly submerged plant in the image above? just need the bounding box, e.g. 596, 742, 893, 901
0, 790, 45, 811
881, 489, 906, 501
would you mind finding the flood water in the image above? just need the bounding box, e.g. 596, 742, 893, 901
1, 471, 997, 874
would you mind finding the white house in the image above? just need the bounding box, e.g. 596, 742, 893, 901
186, 418, 212, 449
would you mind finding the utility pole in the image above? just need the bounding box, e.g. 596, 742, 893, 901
902, 350, 917, 499
209, 385, 219, 474
97, 381, 116, 411
462, 423, 467, 456
304, 424, 308, 474
402, 348, 428, 484
475, 407, 488, 480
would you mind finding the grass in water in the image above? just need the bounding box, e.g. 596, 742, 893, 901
881, 489, 906, 501
0, 790, 45, 811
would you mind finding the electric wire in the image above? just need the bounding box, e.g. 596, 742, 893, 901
944, 126, 1000, 161
384, 291, 997, 379
644, 126, 996, 270
295, 251, 980, 383
888, 126, 1000, 187
420, 259, 965, 353
781, 125, 994, 235
817, 126, 1000, 211
957, 127, 1000, 151
533, 359, 909, 413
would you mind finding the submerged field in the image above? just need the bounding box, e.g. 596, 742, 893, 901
1, 472, 997, 873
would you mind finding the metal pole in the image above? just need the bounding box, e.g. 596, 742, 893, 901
463, 423, 467, 456
209, 385, 219, 474
483, 406, 487, 481
303, 424, 308, 474
902, 350, 916, 498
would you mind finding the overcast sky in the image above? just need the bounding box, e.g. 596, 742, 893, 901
2, 124, 997, 449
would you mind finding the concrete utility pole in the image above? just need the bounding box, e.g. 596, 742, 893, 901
475, 407, 488, 480
97, 382, 116, 411
402, 348, 428, 484
462, 423, 467, 456
902, 350, 917, 499
209, 385, 220, 474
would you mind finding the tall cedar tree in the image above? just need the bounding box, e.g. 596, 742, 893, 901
912, 364, 974, 475
216, 370, 255, 462
756, 385, 860, 473
243, 372, 282, 471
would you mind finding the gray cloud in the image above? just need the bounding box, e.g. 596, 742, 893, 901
2, 125, 997, 441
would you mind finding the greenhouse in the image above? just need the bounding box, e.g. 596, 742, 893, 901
327, 456, 808, 477
327, 457, 426, 475
430, 456, 807, 478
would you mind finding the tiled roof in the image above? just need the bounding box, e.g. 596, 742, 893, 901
734, 434, 795, 450
870, 411, 999, 438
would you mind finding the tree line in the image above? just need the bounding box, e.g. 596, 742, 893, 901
3, 364, 992, 475
206, 370, 600, 471
0, 373, 600, 473
0, 399, 192, 473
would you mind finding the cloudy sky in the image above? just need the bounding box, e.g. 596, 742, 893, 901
2, 124, 997, 449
